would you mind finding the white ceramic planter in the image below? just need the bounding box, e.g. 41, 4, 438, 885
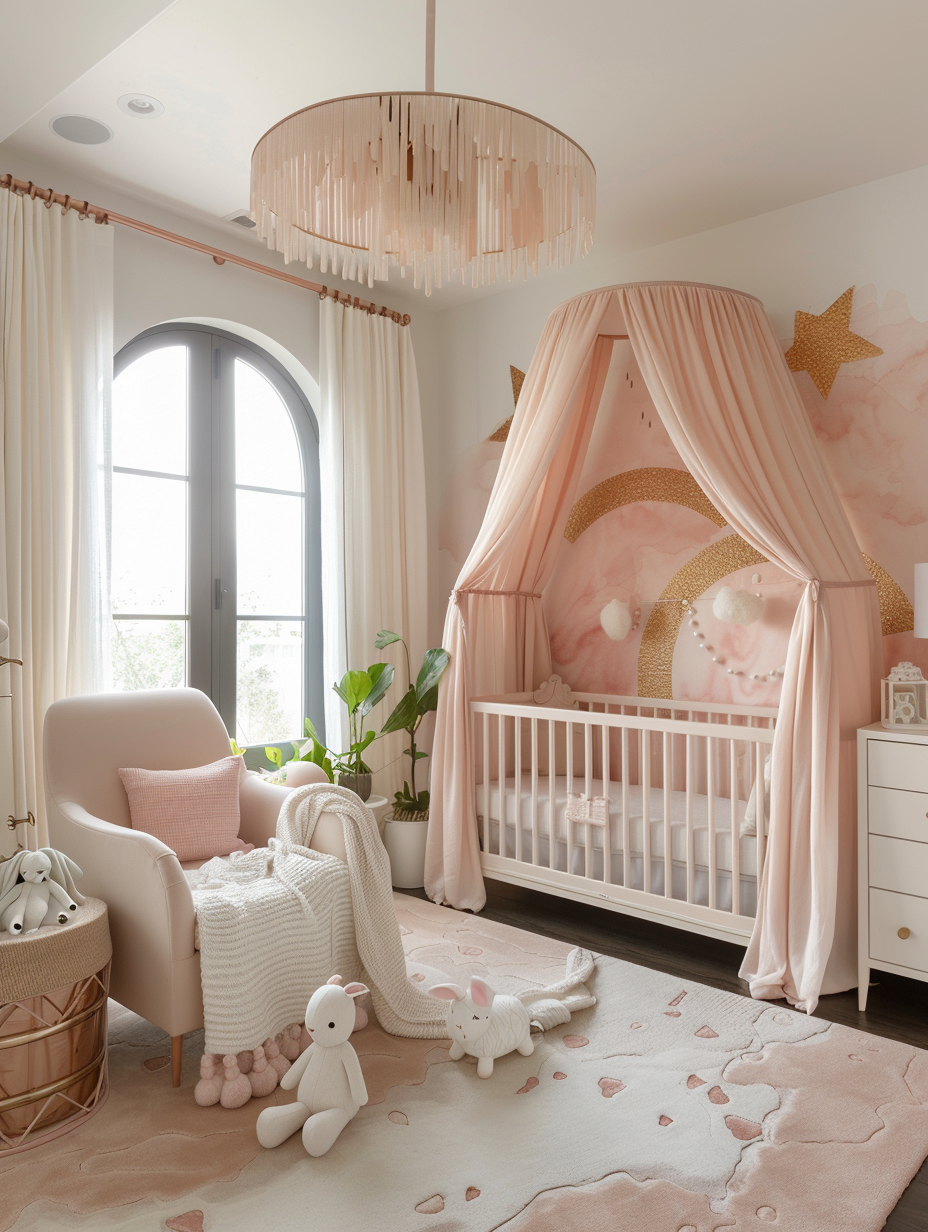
383, 816, 429, 889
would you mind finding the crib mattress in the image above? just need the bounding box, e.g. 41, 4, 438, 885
476, 777, 757, 878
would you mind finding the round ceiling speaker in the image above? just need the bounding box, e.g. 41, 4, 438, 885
117, 94, 164, 118
50, 115, 113, 145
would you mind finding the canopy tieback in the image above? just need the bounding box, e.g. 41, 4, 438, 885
809, 578, 876, 602
450, 588, 544, 639
452, 588, 542, 602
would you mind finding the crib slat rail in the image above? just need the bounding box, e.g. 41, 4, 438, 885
472, 687, 775, 947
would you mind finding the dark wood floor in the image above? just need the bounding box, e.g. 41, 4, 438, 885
417, 879, 928, 1231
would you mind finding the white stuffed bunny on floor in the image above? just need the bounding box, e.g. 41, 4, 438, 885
0, 848, 84, 936
256, 975, 369, 1157
429, 975, 534, 1078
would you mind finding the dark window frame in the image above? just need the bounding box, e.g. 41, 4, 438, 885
112, 322, 325, 745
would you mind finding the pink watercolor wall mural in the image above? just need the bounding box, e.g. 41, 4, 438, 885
799, 285, 927, 680
437, 285, 926, 702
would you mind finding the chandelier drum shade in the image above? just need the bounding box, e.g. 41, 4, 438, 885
250, 92, 596, 295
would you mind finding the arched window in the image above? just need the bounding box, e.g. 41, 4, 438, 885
111, 324, 323, 745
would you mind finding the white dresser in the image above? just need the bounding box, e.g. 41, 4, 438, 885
858, 721, 928, 1010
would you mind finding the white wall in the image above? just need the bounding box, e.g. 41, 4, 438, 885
426, 163, 928, 639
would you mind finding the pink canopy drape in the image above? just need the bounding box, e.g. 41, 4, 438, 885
426, 281, 881, 1012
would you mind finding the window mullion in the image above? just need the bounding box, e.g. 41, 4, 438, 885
187, 332, 214, 700
213, 338, 238, 733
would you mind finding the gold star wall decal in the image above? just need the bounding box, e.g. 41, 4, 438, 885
785, 286, 882, 398
485, 365, 525, 442
510, 364, 525, 406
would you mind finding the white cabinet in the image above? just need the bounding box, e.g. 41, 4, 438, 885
858, 722, 928, 1010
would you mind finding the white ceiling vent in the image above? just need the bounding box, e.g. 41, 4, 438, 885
223, 210, 256, 230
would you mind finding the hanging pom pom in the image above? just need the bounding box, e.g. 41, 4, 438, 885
248, 1045, 279, 1097
712, 586, 764, 626
194, 1053, 224, 1107
219, 1055, 252, 1109
600, 599, 633, 641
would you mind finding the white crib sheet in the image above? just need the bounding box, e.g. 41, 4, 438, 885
476, 777, 757, 878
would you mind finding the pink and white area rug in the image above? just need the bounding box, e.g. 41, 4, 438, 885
3, 894, 927, 1232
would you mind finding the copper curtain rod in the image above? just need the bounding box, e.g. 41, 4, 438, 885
0, 173, 412, 325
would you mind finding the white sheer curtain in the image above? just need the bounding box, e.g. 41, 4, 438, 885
0, 189, 113, 847
318, 298, 427, 799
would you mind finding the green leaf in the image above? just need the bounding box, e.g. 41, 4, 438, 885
336, 670, 372, 714
230, 738, 245, 757
374, 629, 402, 649
415, 683, 440, 716
358, 661, 394, 716
264, 746, 283, 769
381, 686, 418, 735
350, 730, 376, 755
392, 786, 430, 813
415, 648, 451, 701
300, 730, 335, 781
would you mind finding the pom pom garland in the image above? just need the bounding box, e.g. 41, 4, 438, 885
711, 586, 764, 626
684, 602, 784, 681
600, 598, 637, 641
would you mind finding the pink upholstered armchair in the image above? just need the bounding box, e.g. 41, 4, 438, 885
44, 688, 342, 1087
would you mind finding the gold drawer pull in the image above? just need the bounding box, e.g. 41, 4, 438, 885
898, 927, 911, 940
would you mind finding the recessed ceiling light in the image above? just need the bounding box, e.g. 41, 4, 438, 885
117, 94, 164, 118
50, 115, 114, 145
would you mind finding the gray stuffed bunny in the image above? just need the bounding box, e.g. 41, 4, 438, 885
0, 847, 85, 935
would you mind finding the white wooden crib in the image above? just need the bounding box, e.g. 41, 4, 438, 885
472, 678, 775, 945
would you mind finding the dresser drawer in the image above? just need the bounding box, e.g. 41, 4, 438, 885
868, 739, 928, 792
869, 834, 928, 898
868, 786, 928, 842
870, 888, 928, 972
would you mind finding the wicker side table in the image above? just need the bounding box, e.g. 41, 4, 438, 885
0, 896, 112, 1155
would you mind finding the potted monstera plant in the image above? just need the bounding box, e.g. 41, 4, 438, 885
331, 663, 394, 801
377, 631, 450, 818
376, 630, 450, 888
263, 663, 394, 802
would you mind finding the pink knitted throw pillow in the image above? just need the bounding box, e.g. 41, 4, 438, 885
118, 755, 247, 862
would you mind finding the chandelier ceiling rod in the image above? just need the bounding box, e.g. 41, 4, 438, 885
425, 0, 435, 93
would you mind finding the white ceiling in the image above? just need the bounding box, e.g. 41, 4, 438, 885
4, 0, 928, 302
0, 0, 179, 143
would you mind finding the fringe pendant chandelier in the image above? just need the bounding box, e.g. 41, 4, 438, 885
250, 2, 595, 296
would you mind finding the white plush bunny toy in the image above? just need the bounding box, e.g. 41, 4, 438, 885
429, 975, 534, 1078
256, 975, 369, 1157
0, 848, 84, 936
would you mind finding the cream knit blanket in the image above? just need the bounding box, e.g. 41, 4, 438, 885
192, 784, 595, 1052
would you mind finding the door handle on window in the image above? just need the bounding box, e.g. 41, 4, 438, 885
215, 578, 223, 610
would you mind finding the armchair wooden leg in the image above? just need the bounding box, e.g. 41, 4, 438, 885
171, 1035, 183, 1088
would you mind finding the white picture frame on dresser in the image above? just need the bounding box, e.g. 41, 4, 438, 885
858, 721, 928, 1010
